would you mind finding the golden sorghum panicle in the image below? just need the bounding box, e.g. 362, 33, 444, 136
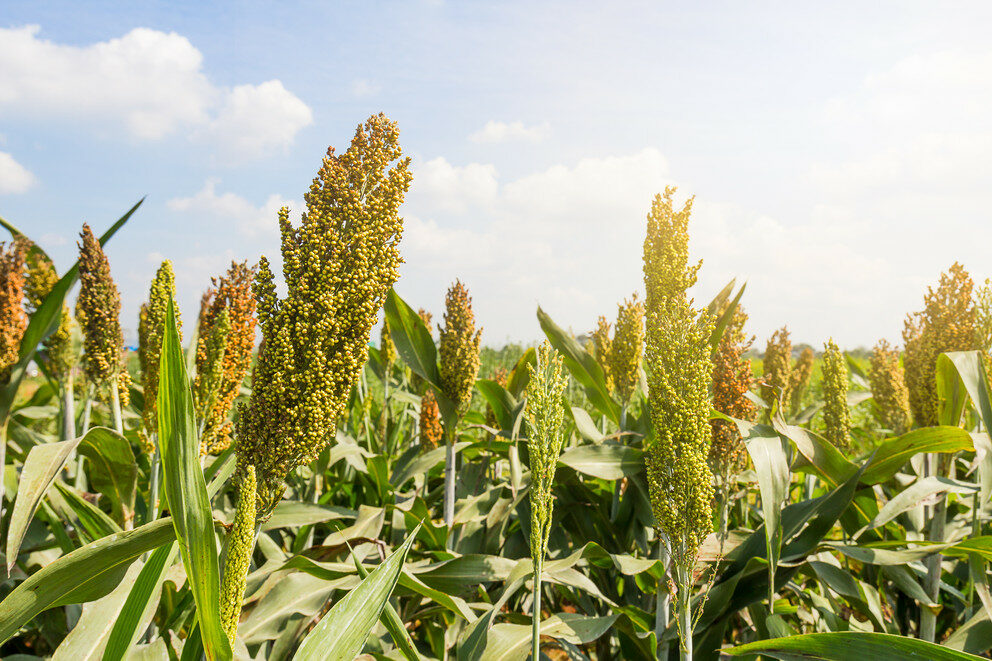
419, 388, 443, 451
869, 339, 911, 435
788, 347, 815, 414
438, 279, 482, 414
609, 294, 645, 407
709, 305, 755, 478
761, 326, 792, 409
903, 262, 977, 427
77, 224, 124, 385
220, 464, 256, 644
418, 307, 433, 330
821, 339, 852, 451
237, 114, 412, 515
0, 238, 29, 380
525, 342, 568, 564
592, 316, 613, 393
380, 317, 397, 370
196, 261, 257, 455
642, 186, 714, 573
138, 261, 180, 435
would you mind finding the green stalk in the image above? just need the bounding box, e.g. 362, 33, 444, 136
444, 425, 456, 529
148, 438, 161, 523
610, 405, 628, 519
656, 537, 670, 660
109, 374, 124, 435
675, 562, 693, 661
76, 383, 94, 491
0, 418, 8, 524
921, 453, 947, 642
532, 555, 542, 660
61, 372, 76, 441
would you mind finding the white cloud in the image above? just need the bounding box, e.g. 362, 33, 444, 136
409, 158, 499, 214
469, 120, 549, 144
0, 151, 36, 193
167, 180, 294, 236
0, 25, 312, 156
350, 79, 381, 97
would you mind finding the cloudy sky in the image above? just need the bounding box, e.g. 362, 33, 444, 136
3, 1, 992, 348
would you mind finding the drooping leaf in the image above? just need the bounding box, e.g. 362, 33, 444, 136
724, 631, 985, 660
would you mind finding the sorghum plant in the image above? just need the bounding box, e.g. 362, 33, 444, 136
437, 279, 481, 527
868, 339, 911, 435
609, 293, 645, 411
761, 326, 792, 411
524, 341, 568, 660
788, 347, 814, 415
592, 315, 614, 394
223, 114, 410, 642
77, 224, 125, 433
642, 186, 714, 660
821, 339, 852, 451
138, 260, 180, 440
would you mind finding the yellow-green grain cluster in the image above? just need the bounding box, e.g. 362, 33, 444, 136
789, 347, 814, 414
869, 339, 911, 435
236, 113, 412, 515
709, 305, 755, 478
380, 317, 397, 370
592, 316, 613, 393
761, 326, 792, 408
138, 260, 180, 435
438, 279, 482, 414
220, 464, 256, 644
525, 342, 568, 563
77, 224, 123, 386
903, 262, 976, 427
641, 186, 714, 571
608, 294, 645, 407
821, 339, 851, 451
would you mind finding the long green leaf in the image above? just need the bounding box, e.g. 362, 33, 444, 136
0, 518, 174, 645
102, 542, 178, 659
293, 525, 420, 660
157, 297, 231, 661
725, 632, 984, 659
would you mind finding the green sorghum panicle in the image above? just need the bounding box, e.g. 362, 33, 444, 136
709, 305, 755, 478
220, 464, 256, 644
438, 279, 482, 414
869, 339, 911, 435
821, 339, 852, 451
380, 317, 397, 370
77, 224, 123, 385
642, 186, 714, 571
138, 260, 180, 436
609, 294, 645, 407
903, 262, 976, 427
0, 238, 29, 381
761, 326, 792, 408
788, 347, 814, 413
525, 341, 568, 563
592, 316, 613, 394
975, 278, 992, 353
237, 113, 412, 516
195, 308, 231, 452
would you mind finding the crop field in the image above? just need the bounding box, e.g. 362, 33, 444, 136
2, 113, 992, 661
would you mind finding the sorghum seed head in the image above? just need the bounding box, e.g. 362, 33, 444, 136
709, 305, 755, 478
438, 279, 482, 414
868, 339, 911, 435
608, 293, 645, 406
0, 238, 29, 380
138, 260, 180, 436
77, 224, 124, 385
591, 316, 613, 394
821, 339, 852, 451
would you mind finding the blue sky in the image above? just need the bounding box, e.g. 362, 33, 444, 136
3, 2, 992, 348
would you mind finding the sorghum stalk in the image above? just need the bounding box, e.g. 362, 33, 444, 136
78, 224, 125, 434
195, 261, 257, 455
524, 342, 568, 661
642, 187, 714, 661
821, 339, 852, 451
437, 279, 482, 528
868, 339, 911, 435
380, 316, 396, 442
224, 115, 410, 639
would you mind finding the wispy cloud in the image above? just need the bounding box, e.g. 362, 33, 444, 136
167, 179, 295, 237
469, 120, 549, 144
